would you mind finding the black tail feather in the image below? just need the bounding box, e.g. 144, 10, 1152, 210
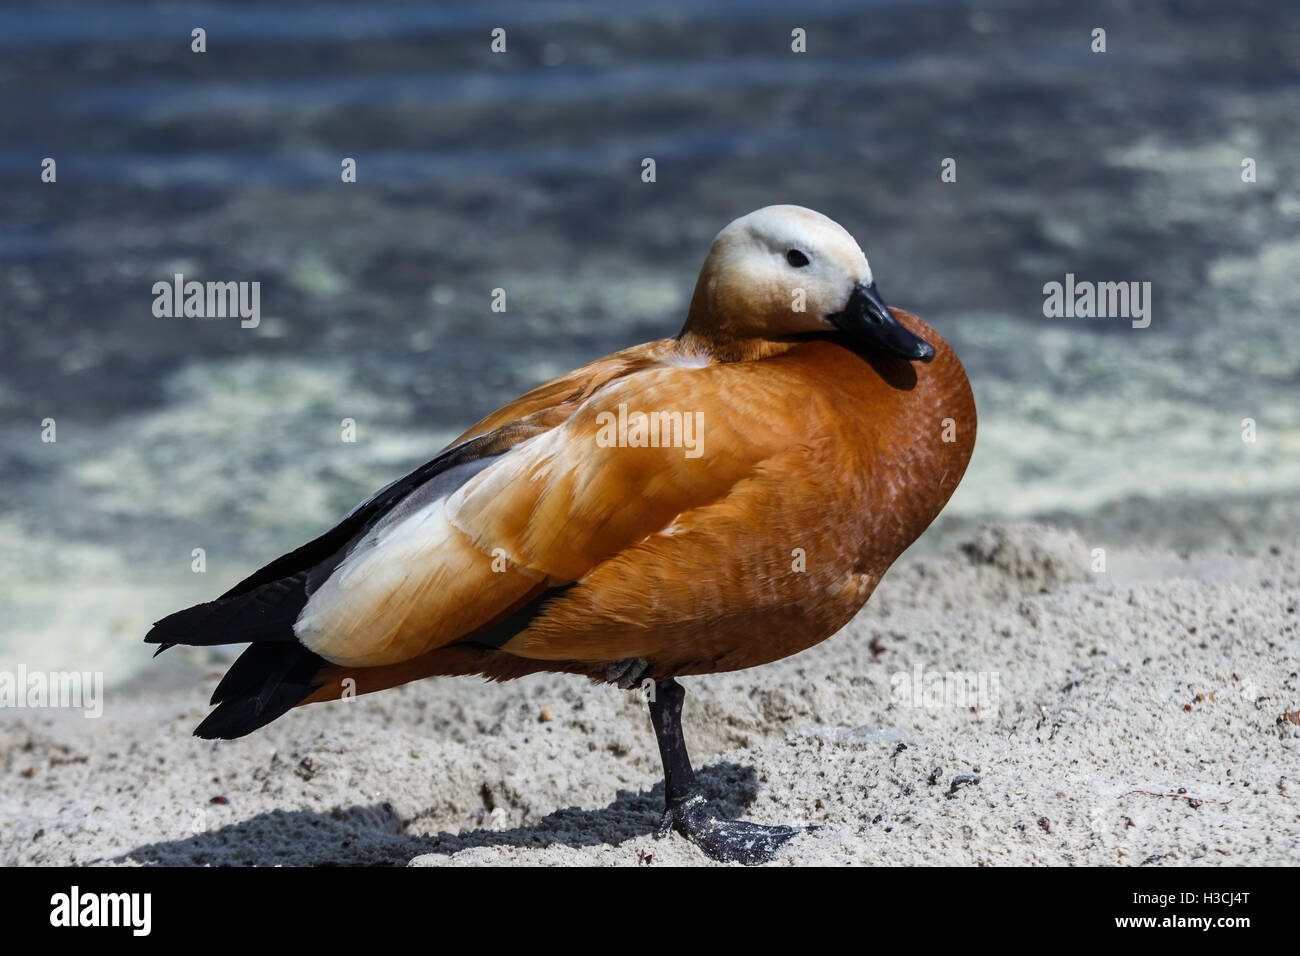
149, 430, 511, 740
194, 643, 328, 740
142, 571, 323, 739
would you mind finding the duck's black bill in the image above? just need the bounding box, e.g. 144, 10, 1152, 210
829, 283, 935, 363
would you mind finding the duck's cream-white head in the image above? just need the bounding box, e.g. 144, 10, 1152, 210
680, 204, 934, 362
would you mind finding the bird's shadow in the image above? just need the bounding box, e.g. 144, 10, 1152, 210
110, 761, 763, 866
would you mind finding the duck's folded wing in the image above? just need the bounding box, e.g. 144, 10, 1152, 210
209, 342, 674, 605
295, 364, 797, 668
143, 345, 668, 657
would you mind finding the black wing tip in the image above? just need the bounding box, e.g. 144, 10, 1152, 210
143, 602, 210, 646
144, 619, 177, 646
142, 580, 308, 655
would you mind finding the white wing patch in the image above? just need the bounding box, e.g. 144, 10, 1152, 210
293, 451, 541, 667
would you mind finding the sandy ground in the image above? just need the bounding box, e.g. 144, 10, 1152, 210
2, 524, 1297, 867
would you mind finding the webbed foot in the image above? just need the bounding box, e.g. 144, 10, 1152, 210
645, 677, 818, 864
658, 793, 813, 864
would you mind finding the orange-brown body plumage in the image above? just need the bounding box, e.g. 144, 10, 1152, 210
300, 308, 973, 704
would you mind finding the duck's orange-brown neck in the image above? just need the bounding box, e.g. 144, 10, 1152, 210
675, 328, 802, 364
675, 261, 808, 363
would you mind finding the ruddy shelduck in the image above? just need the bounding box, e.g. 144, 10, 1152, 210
148, 205, 976, 863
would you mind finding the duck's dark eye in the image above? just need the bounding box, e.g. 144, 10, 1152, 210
786, 249, 810, 268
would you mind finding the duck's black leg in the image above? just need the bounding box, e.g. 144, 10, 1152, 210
647, 677, 810, 864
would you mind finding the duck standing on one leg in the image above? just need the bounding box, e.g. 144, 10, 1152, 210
147, 205, 976, 864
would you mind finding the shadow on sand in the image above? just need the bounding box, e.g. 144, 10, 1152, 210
111, 761, 765, 866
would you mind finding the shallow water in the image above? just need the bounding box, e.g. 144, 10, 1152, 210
1, 0, 1297, 683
